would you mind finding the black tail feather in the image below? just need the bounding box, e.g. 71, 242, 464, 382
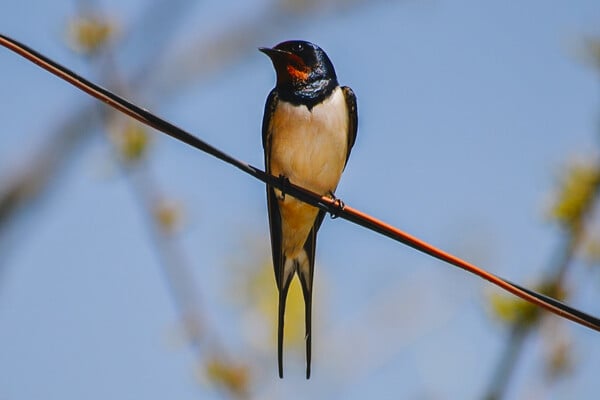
299, 261, 314, 380
277, 290, 285, 378
304, 287, 312, 379
277, 269, 293, 379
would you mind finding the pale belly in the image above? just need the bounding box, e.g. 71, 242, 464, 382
268, 87, 349, 256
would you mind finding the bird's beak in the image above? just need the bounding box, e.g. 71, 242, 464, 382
259, 47, 292, 60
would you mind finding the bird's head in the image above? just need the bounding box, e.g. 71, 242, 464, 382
259, 40, 338, 92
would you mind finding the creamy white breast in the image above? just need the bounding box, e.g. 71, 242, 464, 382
269, 86, 349, 196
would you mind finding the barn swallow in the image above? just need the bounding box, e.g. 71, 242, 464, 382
260, 40, 357, 379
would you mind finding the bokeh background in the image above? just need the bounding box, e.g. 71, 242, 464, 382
1, 1, 600, 399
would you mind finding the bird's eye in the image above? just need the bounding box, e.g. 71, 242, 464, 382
296, 43, 304, 52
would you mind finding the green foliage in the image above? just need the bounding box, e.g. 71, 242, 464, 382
154, 199, 183, 234
545, 334, 573, 380
489, 282, 566, 327
204, 357, 250, 398
66, 15, 116, 55
111, 121, 151, 162
549, 159, 600, 229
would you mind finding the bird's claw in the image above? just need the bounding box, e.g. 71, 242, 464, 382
277, 174, 290, 200
328, 191, 345, 219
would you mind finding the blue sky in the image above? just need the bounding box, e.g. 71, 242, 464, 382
1, 1, 600, 399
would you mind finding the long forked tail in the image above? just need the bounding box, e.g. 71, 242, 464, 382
277, 252, 314, 379
277, 261, 294, 379
298, 263, 313, 379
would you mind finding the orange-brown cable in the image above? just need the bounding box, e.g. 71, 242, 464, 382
2, 33, 598, 332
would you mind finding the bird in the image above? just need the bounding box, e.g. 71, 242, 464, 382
259, 40, 358, 379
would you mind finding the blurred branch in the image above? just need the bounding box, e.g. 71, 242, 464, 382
483, 41, 600, 399
484, 234, 580, 400
70, 4, 251, 396
0, 103, 98, 267
0, 0, 188, 272
125, 155, 250, 398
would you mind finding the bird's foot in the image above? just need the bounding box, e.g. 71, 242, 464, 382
328, 190, 345, 219
277, 174, 290, 200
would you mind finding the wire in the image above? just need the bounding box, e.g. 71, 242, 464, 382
2, 33, 599, 332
